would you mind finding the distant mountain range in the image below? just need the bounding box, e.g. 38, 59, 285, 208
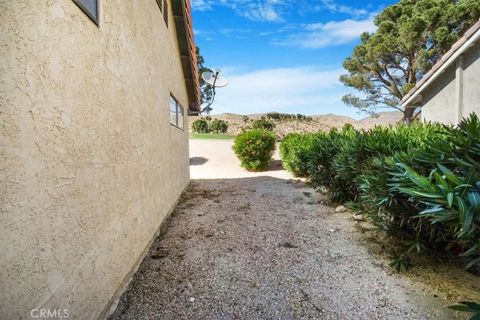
189, 111, 404, 137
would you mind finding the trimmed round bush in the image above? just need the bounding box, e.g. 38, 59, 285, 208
233, 129, 276, 171
252, 119, 275, 131
192, 118, 209, 133
209, 119, 229, 134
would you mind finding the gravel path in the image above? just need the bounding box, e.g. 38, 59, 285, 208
109, 139, 457, 320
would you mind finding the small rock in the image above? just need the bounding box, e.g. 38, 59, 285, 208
189, 297, 195, 303
151, 248, 169, 259
352, 214, 364, 221
319, 186, 328, 194
335, 205, 347, 213
328, 228, 337, 233
279, 241, 299, 249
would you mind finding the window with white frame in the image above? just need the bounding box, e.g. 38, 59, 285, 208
169, 95, 184, 129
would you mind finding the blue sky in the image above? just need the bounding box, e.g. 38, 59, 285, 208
191, 0, 397, 119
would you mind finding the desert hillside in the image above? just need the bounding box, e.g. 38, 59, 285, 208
189, 111, 403, 137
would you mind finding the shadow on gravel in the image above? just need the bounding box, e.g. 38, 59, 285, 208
266, 159, 284, 171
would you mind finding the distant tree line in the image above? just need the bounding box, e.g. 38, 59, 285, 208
264, 112, 313, 121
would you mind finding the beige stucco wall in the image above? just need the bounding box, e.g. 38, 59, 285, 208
421, 42, 480, 124
420, 65, 457, 124
462, 42, 480, 118
0, 1, 191, 319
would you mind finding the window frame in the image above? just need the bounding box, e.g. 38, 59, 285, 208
169, 94, 185, 130
73, 0, 100, 26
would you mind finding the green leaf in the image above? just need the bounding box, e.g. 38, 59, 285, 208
447, 193, 454, 208
468, 192, 480, 213
398, 187, 443, 199
449, 301, 480, 313
460, 245, 479, 257
419, 206, 444, 215
437, 164, 462, 185
466, 257, 480, 270
396, 163, 434, 189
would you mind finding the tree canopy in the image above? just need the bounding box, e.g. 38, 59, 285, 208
340, 0, 480, 123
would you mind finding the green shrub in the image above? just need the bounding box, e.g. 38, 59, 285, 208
306, 125, 357, 201
386, 114, 480, 269
334, 123, 444, 202
233, 129, 276, 171
280, 133, 315, 177
192, 118, 209, 133
278, 113, 480, 270
209, 119, 229, 134
252, 119, 276, 131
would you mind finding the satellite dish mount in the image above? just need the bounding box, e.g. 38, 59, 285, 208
200, 68, 229, 114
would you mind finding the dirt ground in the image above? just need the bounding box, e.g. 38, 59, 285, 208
109, 139, 466, 320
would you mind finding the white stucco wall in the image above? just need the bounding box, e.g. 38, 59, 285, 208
0, 1, 191, 319
421, 42, 480, 124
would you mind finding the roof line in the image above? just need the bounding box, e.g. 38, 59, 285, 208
172, 0, 200, 113
401, 19, 480, 109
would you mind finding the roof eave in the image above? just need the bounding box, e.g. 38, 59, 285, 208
172, 0, 201, 113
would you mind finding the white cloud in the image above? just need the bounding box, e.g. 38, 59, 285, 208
190, 0, 286, 22
193, 29, 215, 41
316, 0, 369, 16
276, 16, 376, 49
210, 66, 357, 117
191, 0, 213, 11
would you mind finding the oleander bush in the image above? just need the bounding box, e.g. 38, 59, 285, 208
279, 113, 480, 270
233, 129, 276, 171
385, 115, 480, 269
192, 118, 209, 133
279, 133, 315, 177
252, 119, 276, 131
306, 125, 357, 201
209, 119, 229, 134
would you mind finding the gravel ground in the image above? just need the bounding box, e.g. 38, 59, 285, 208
109, 139, 458, 320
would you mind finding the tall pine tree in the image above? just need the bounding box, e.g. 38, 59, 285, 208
340, 0, 480, 123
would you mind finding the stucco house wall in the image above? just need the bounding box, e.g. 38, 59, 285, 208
420, 65, 458, 124
401, 20, 480, 125
0, 1, 193, 319
462, 43, 480, 117
420, 42, 480, 124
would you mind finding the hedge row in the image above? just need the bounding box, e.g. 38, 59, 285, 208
192, 118, 229, 134
280, 114, 480, 270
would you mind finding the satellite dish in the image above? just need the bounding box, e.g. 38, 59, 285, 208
199, 68, 229, 115
202, 70, 229, 88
